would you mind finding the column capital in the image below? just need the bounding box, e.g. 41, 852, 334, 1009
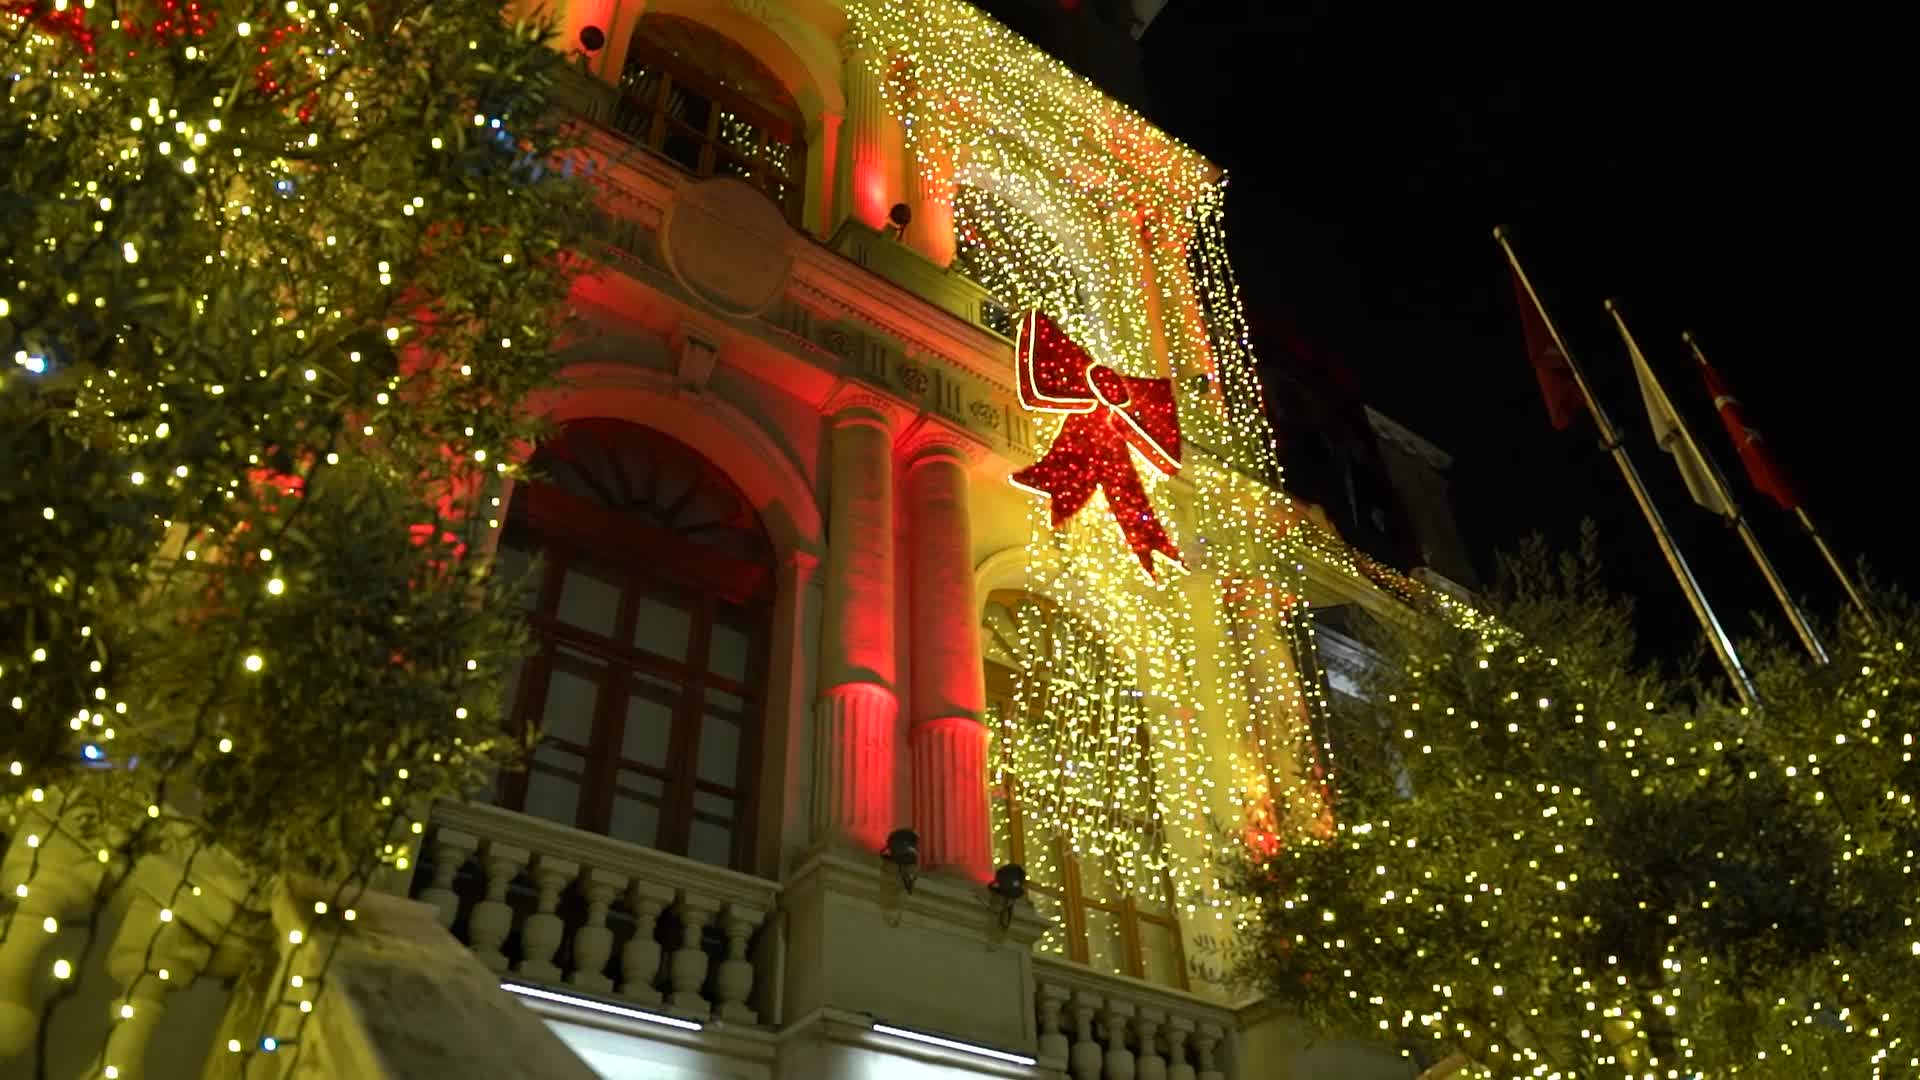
808, 107, 844, 144
783, 547, 823, 583
896, 415, 977, 468
823, 384, 899, 432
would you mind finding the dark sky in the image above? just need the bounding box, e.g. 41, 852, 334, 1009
1142, 2, 1913, 669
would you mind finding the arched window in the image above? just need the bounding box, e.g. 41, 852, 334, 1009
493, 419, 772, 872
983, 591, 1187, 988
613, 14, 806, 224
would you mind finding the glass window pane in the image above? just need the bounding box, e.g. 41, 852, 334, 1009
696, 690, 746, 787
1083, 906, 1127, 976
662, 131, 703, 173
610, 773, 665, 848
664, 82, 711, 130
1029, 888, 1068, 957
688, 791, 735, 868
708, 607, 752, 682
537, 660, 600, 746
525, 751, 586, 827
633, 583, 693, 661
990, 796, 1015, 865
622, 672, 678, 768
556, 560, 622, 637
494, 542, 537, 609
1139, 920, 1183, 988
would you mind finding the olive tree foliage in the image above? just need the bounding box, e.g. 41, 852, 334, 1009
1217, 528, 1919, 1078
3, 0, 598, 1065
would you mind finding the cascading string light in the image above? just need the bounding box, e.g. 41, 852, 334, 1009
847, 0, 1423, 946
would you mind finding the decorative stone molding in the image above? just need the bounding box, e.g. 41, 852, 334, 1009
895, 416, 978, 467
671, 320, 724, 394
660, 176, 798, 318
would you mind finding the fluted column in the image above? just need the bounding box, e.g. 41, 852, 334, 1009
904, 439, 992, 880
807, 110, 844, 238
905, 138, 957, 266
841, 43, 903, 232
591, 0, 647, 84
811, 400, 899, 854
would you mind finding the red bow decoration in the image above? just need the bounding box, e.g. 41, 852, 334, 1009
1009, 311, 1183, 576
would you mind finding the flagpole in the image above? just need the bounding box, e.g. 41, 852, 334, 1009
1492, 226, 1758, 708
1609, 303, 1827, 664
1682, 331, 1877, 626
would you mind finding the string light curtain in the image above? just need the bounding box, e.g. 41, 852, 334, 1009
847, 0, 1340, 924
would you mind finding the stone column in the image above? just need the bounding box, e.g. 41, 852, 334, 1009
841, 43, 902, 232
811, 399, 899, 855
806, 110, 844, 239
905, 138, 957, 267
904, 438, 991, 881
592, 0, 647, 85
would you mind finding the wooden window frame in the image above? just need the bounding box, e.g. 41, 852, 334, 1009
498, 479, 771, 873
613, 28, 805, 224
984, 596, 1188, 989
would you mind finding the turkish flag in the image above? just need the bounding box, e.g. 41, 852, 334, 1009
1697, 354, 1799, 511
1510, 267, 1583, 431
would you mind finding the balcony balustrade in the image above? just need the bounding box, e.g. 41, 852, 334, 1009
410, 800, 781, 1027
1033, 954, 1237, 1080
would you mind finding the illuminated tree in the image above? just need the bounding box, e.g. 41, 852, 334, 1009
1217, 530, 1918, 1078
2, 0, 590, 1064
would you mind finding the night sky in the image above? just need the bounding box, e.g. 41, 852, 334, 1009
1142, 2, 1913, 668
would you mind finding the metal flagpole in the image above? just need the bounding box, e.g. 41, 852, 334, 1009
1681, 331, 1877, 626
1493, 226, 1759, 708
1609, 303, 1828, 664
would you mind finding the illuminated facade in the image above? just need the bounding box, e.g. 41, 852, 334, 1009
432, 1, 1462, 1076
1, 2, 1465, 1078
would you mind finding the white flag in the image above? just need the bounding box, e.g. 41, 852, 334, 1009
1631, 345, 1733, 518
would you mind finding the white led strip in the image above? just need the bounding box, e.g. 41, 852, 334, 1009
501, 980, 704, 1032
872, 1022, 1039, 1067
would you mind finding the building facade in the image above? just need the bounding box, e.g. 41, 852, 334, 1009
2, 2, 1466, 1077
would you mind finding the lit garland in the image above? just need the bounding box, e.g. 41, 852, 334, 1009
3, 0, 587, 1069
846, 0, 1342, 938
1221, 539, 1920, 1079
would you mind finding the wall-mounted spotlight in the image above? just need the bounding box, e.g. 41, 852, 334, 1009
988, 863, 1026, 928
578, 25, 606, 52
882, 827, 920, 893
885, 202, 912, 240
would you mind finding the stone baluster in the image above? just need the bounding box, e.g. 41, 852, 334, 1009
667, 892, 720, 1018
1035, 983, 1071, 1065
92, 897, 212, 1080
905, 437, 991, 880
712, 901, 765, 1023
811, 399, 899, 856
516, 855, 578, 983
467, 842, 529, 973
1103, 999, 1138, 1080
1136, 1007, 1168, 1080
567, 868, 625, 994
1166, 1018, 1196, 1080
0, 863, 99, 1056
0, 794, 109, 1057
617, 881, 675, 1004
1195, 1022, 1225, 1080
1069, 990, 1103, 1080
418, 828, 478, 929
